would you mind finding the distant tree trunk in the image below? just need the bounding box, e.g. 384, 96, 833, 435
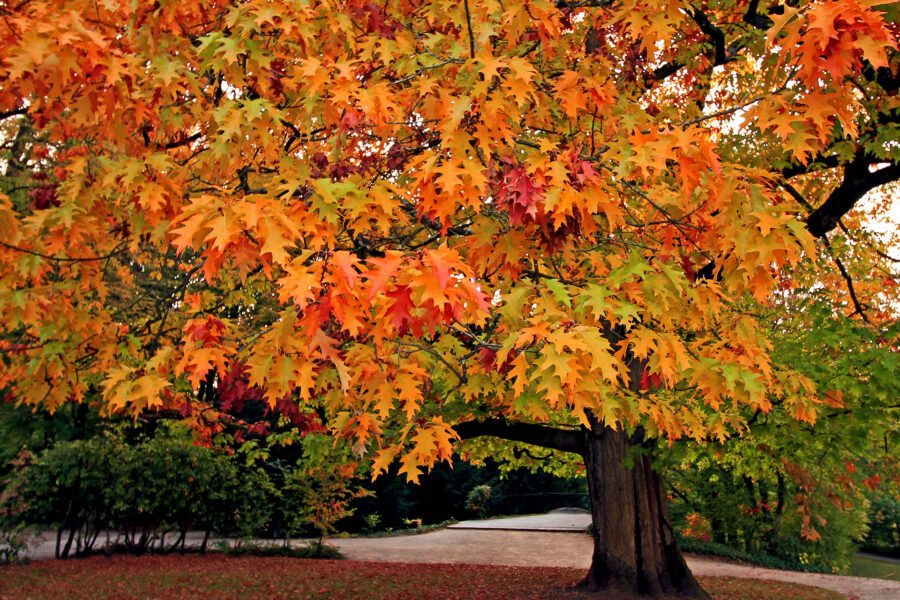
580, 425, 710, 599
60, 525, 77, 559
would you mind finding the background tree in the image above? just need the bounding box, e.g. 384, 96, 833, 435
1, 1, 899, 598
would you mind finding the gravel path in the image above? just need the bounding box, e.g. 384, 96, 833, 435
328, 529, 900, 600
21, 528, 900, 600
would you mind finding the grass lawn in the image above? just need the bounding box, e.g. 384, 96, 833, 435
0, 555, 847, 599
849, 556, 900, 582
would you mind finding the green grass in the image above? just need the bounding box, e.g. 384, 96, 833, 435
849, 556, 900, 582
0, 555, 848, 599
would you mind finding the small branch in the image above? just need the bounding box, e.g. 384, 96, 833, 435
234, 324, 275, 353
388, 59, 458, 87
677, 74, 794, 129
668, 484, 702, 512
521, 268, 579, 286
676, 91, 767, 128
837, 220, 900, 264
0, 240, 126, 263
575, 236, 654, 252
822, 237, 871, 324
513, 137, 541, 150
779, 181, 815, 214
395, 340, 466, 382
463, 0, 477, 59
160, 132, 203, 151
512, 446, 555, 461
404, 25, 465, 67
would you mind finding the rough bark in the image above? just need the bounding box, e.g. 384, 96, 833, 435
457, 417, 710, 599
579, 425, 710, 599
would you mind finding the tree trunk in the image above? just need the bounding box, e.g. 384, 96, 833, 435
455, 417, 710, 598
580, 426, 710, 600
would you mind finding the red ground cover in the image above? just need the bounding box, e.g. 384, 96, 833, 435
0, 555, 846, 599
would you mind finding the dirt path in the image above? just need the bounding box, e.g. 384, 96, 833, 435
23, 528, 900, 600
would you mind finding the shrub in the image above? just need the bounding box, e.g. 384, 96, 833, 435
861, 493, 900, 558
273, 434, 369, 545
677, 536, 831, 574
466, 485, 492, 518
0, 529, 31, 564
216, 540, 343, 559
0, 434, 270, 557
3, 438, 118, 558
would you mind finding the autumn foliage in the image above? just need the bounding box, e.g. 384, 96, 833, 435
0, 1, 899, 592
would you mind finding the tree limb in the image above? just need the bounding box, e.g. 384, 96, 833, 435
556, 0, 613, 7
697, 158, 900, 281
0, 108, 27, 121
742, 0, 772, 30
0, 240, 127, 263
689, 6, 730, 66
455, 418, 587, 455
805, 161, 900, 238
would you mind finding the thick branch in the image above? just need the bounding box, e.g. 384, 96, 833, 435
653, 62, 684, 81
689, 6, 730, 66
455, 418, 587, 456
805, 162, 900, 238
742, 0, 773, 29
783, 111, 900, 178
0, 108, 27, 121
781, 154, 842, 178
697, 159, 900, 281
862, 60, 900, 95
556, 0, 613, 7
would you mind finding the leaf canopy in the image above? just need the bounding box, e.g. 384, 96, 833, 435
1, 0, 898, 481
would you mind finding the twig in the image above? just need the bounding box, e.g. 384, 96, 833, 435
395, 339, 466, 382
0, 240, 126, 263
463, 0, 477, 59
822, 237, 871, 324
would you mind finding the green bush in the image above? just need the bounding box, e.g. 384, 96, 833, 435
677, 536, 831, 574
0, 528, 31, 564
861, 493, 900, 558
266, 434, 369, 545
216, 540, 343, 559
1, 434, 269, 557
106, 436, 267, 553
466, 485, 492, 518
3, 438, 117, 557
667, 459, 869, 573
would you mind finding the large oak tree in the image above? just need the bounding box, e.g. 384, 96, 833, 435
1, 0, 899, 597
